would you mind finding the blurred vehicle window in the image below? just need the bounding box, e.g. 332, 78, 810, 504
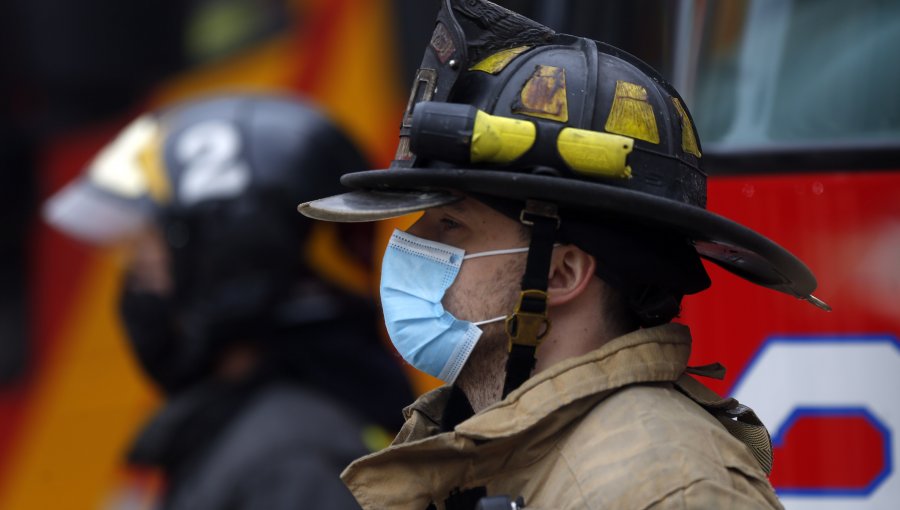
686, 0, 900, 150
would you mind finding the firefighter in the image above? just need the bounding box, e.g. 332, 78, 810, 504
298, 1, 829, 508
44, 95, 412, 509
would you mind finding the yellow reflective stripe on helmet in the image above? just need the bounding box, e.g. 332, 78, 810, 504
605, 80, 660, 144
88, 115, 160, 198
471, 110, 537, 164
469, 46, 532, 74
672, 97, 702, 158
513, 65, 569, 123
557, 128, 633, 179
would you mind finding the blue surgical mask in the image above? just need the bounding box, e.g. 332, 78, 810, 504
380, 229, 529, 383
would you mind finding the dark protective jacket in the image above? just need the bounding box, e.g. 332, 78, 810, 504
134, 382, 367, 509
129, 311, 413, 510
341, 324, 783, 510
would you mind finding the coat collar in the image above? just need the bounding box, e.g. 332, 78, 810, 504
457, 323, 692, 439
342, 324, 693, 509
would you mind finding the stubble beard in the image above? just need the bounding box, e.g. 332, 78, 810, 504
447, 257, 525, 413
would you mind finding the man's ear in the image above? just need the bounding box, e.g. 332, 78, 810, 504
547, 244, 596, 306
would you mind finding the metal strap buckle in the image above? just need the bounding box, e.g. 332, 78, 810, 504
518, 200, 560, 229
505, 289, 551, 350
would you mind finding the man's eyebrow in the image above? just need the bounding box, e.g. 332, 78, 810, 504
446, 201, 468, 213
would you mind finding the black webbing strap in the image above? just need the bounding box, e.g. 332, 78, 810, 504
503, 343, 538, 398
502, 200, 559, 398
674, 372, 774, 475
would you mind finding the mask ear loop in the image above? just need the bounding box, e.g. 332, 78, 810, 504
463, 247, 529, 260
463, 247, 531, 329
502, 200, 559, 398
473, 315, 506, 327
466, 245, 557, 328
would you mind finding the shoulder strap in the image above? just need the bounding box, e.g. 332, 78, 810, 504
674, 373, 774, 476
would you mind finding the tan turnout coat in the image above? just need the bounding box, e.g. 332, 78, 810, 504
342, 324, 784, 509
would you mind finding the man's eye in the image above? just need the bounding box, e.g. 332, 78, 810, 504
439, 217, 461, 230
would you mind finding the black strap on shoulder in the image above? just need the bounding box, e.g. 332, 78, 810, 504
685, 362, 727, 380
502, 200, 559, 398
441, 385, 476, 432
674, 372, 774, 475
444, 487, 487, 510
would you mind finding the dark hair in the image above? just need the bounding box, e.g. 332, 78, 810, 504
488, 195, 710, 328
558, 213, 710, 327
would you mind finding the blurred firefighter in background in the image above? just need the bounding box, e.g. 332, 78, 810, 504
43, 94, 413, 510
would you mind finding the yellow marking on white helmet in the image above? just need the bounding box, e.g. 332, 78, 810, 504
513, 65, 569, 123
557, 128, 633, 179
605, 81, 660, 144
136, 128, 172, 204
672, 97, 702, 158
469, 46, 532, 74
87, 115, 160, 198
470, 110, 537, 164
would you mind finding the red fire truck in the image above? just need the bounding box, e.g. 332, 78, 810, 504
675, 1, 900, 508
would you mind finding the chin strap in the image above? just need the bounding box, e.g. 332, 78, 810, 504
502, 200, 559, 398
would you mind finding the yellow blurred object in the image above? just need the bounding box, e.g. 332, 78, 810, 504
302, 0, 405, 163
0, 253, 160, 510
137, 127, 173, 205
304, 222, 370, 298
150, 35, 298, 109
87, 116, 161, 198
361, 425, 394, 453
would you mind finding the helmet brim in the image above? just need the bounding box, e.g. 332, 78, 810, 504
43, 179, 152, 245
298, 188, 461, 222
299, 168, 820, 302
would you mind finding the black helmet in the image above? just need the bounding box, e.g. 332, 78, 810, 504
45, 94, 371, 391
46, 94, 361, 243
300, 0, 827, 311
299, 0, 828, 395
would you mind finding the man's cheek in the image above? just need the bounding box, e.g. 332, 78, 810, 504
441, 278, 470, 320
